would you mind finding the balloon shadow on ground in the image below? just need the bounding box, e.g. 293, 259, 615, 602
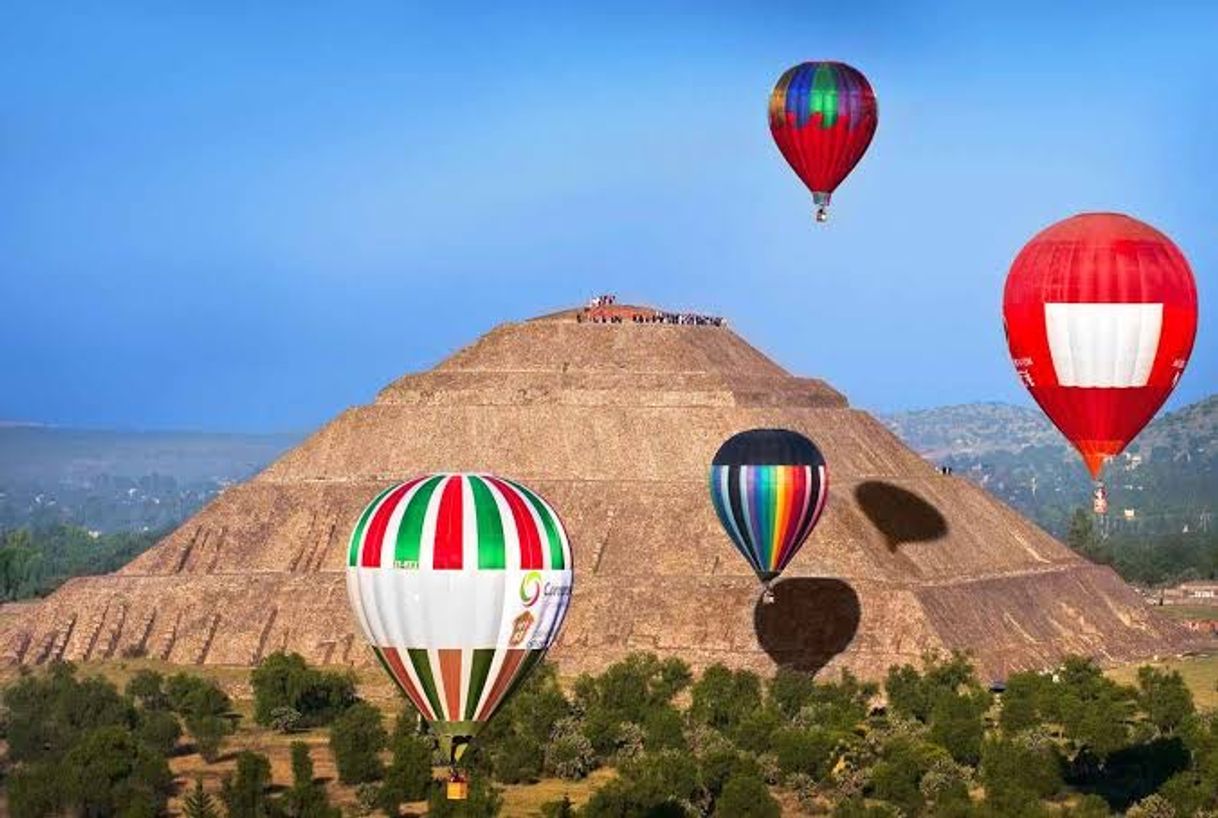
854, 481, 948, 551
754, 578, 861, 675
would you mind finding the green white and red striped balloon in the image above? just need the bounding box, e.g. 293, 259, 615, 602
345, 473, 573, 763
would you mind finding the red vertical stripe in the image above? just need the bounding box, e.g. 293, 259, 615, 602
486, 476, 542, 569
360, 480, 419, 568
433, 476, 464, 570
382, 647, 435, 720
777, 465, 807, 568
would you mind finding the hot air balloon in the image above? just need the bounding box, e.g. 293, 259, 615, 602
1003, 212, 1198, 491
346, 473, 573, 799
769, 61, 878, 222
709, 429, 829, 602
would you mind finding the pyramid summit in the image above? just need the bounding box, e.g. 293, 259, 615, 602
0, 302, 1194, 679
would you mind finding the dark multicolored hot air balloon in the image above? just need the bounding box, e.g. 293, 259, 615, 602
709, 429, 829, 602
346, 473, 573, 799
769, 61, 878, 222
1003, 213, 1198, 487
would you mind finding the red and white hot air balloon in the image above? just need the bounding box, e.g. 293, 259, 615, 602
1003, 212, 1198, 482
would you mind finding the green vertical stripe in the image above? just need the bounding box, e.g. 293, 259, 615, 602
812, 63, 838, 127
464, 648, 496, 720
348, 485, 396, 567
510, 481, 565, 569
394, 475, 444, 568
468, 476, 506, 569
407, 648, 445, 719
370, 646, 406, 698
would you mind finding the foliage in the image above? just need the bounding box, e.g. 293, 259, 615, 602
126, 669, 170, 710
329, 701, 387, 784
221, 751, 275, 818
134, 707, 183, 756
772, 726, 838, 779
545, 717, 597, 780
689, 664, 763, 734
251, 651, 357, 727
183, 779, 221, 818
713, 773, 780, 818
980, 735, 1064, 813
573, 653, 691, 761
61, 725, 174, 818
2, 661, 135, 763
282, 741, 342, 818
379, 729, 436, 812
1136, 666, 1195, 735
868, 735, 949, 816
0, 524, 161, 601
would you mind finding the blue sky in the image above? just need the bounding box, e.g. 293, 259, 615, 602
1, 2, 1213, 432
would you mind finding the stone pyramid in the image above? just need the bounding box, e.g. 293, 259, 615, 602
1, 305, 1193, 680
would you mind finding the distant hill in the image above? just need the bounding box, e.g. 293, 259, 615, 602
0, 426, 300, 532
882, 395, 1218, 539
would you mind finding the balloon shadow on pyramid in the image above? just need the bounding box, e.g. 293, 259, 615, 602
754, 578, 861, 674
854, 480, 948, 551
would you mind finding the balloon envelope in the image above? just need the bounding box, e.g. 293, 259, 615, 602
709, 429, 829, 583
346, 473, 573, 761
1003, 213, 1198, 478
769, 61, 877, 219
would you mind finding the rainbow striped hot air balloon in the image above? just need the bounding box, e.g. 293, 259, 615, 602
346, 473, 573, 793
709, 429, 829, 602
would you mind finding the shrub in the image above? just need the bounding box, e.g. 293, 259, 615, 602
545, 720, 596, 780
126, 669, 169, 710
182, 779, 220, 818
188, 714, 231, 762
379, 730, 435, 812
135, 708, 182, 755
980, 735, 1063, 813
772, 727, 838, 779
689, 664, 763, 733
221, 751, 274, 818
929, 689, 989, 766
329, 701, 387, 784
644, 704, 688, 752
62, 726, 174, 818
270, 705, 304, 733
282, 741, 342, 818
251, 651, 356, 728
3, 662, 135, 763
714, 773, 780, 818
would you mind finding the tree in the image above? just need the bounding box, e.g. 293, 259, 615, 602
771, 727, 837, 779
713, 774, 780, 818
1066, 508, 1099, 556
251, 651, 356, 727
134, 708, 183, 756
221, 751, 275, 818
7, 761, 63, 818
330, 701, 387, 784
182, 779, 220, 818
3, 662, 135, 763
929, 689, 989, 766
282, 742, 342, 818
61, 725, 174, 818
689, 664, 762, 733
126, 670, 169, 711
980, 735, 1063, 813
539, 796, 575, 818
379, 730, 435, 813
1136, 666, 1194, 735
189, 714, 231, 762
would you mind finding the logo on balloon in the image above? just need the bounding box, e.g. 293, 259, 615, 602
519, 571, 542, 607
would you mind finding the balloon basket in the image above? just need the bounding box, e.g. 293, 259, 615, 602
446, 773, 469, 801
761, 588, 776, 605
814, 206, 829, 223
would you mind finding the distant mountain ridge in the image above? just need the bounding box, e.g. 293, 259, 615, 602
881, 394, 1218, 538
0, 426, 301, 532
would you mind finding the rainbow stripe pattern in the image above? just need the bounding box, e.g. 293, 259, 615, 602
709, 429, 829, 582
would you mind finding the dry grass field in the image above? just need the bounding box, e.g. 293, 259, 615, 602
1106, 650, 1218, 710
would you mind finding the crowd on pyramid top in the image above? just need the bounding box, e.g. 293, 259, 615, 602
578, 294, 727, 327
